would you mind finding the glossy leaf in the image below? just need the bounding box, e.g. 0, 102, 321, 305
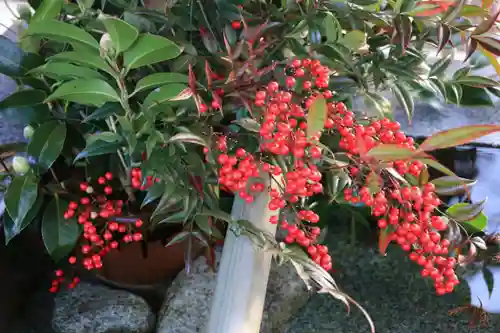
27, 121, 66, 171
42, 197, 80, 262
429, 52, 452, 77
168, 133, 208, 146
3, 195, 43, 245
483, 268, 494, 297
436, 25, 451, 54
31, 0, 64, 22
442, 0, 467, 24
364, 92, 392, 119
48, 51, 115, 76
306, 97, 327, 138
417, 156, 458, 177
123, 34, 182, 71
133, 73, 189, 95
141, 182, 165, 208
0, 89, 46, 110
74, 139, 124, 161
46, 78, 120, 107
83, 102, 123, 122
464, 38, 478, 63
394, 15, 412, 53
366, 144, 415, 161
232, 118, 261, 132
431, 175, 477, 195
392, 82, 414, 122
102, 16, 139, 53
23, 19, 100, 51
142, 83, 188, 110
5, 172, 38, 232
474, 36, 500, 57
446, 201, 487, 233
455, 75, 498, 88
419, 125, 500, 151
28, 62, 105, 80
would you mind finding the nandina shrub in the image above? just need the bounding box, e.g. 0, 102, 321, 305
1, 0, 500, 329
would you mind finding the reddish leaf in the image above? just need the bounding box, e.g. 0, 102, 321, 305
472, 9, 500, 35
378, 228, 393, 256
464, 38, 478, 62
418, 124, 500, 151
437, 24, 451, 54
205, 60, 213, 90
413, 3, 448, 17
474, 36, 500, 57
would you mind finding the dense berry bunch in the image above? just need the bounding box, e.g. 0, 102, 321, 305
50, 171, 146, 293
212, 58, 458, 294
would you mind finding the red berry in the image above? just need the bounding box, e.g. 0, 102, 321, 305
68, 256, 77, 264
199, 103, 208, 113
105, 172, 113, 180
231, 21, 241, 30
98, 177, 106, 184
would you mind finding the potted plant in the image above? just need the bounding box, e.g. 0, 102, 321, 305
1, 0, 500, 329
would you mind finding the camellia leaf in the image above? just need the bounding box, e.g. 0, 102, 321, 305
0, 89, 47, 110
31, 0, 64, 22
3, 194, 44, 245
366, 144, 416, 161
133, 73, 189, 95
101, 16, 139, 54
23, 19, 100, 51
27, 121, 66, 171
392, 82, 414, 122
48, 51, 115, 76
142, 83, 189, 110
306, 96, 327, 138
41, 196, 81, 262
46, 78, 120, 107
446, 200, 487, 233
28, 62, 106, 80
5, 172, 38, 232
123, 34, 182, 71
418, 125, 500, 151
431, 175, 477, 195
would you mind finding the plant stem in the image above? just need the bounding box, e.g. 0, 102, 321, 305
49, 167, 66, 190
0, 158, 13, 177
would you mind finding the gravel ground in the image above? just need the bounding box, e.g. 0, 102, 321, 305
285, 228, 500, 333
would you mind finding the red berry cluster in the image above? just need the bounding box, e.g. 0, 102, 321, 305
212, 57, 459, 293
213, 58, 335, 271
50, 171, 145, 293
130, 167, 161, 190
329, 106, 458, 294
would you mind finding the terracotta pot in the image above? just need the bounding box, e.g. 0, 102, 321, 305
96, 239, 203, 290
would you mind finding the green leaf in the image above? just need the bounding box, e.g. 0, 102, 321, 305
0, 89, 47, 110
46, 78, 120, 107
340, 30, 366, 51
86, 131, 122, 145
101, 16, 139, 53
141, 182, 165, 208
41, 197, 81, 262
323, 12, 341, 42
31, 0, 64, 22
455, 75, 498, 88
5, 172, 38, 231
123, 34, 182, 71
27, 121, 66, 171
74, 139, 124, 161
429, 53, 452, 77
446, 201, 487, 233
306, 96, 327, 138
3, 194, 43, 245
197, 208, 234, 224
133, 73, 189, 95
442, 0, 467, 24
452, 67, 472, 80
364, 93, 392, 119
28, 62, 105, 80
394, 15, 412, 53
431, 175, 477, 196
83, 102, 124, 122
445, 83, 462, 104
23, 19, 100, 51
366, 144, 416, 161
419, 125, 500, 151
168, 133, 208, 146
460, 86, 493, 107
48, 51, 115, 76
483, 268, 494, 297
142, 83, 189, 110
232, 117, 261, 132
392, 82, 414, 122
417, 157, 458, 178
